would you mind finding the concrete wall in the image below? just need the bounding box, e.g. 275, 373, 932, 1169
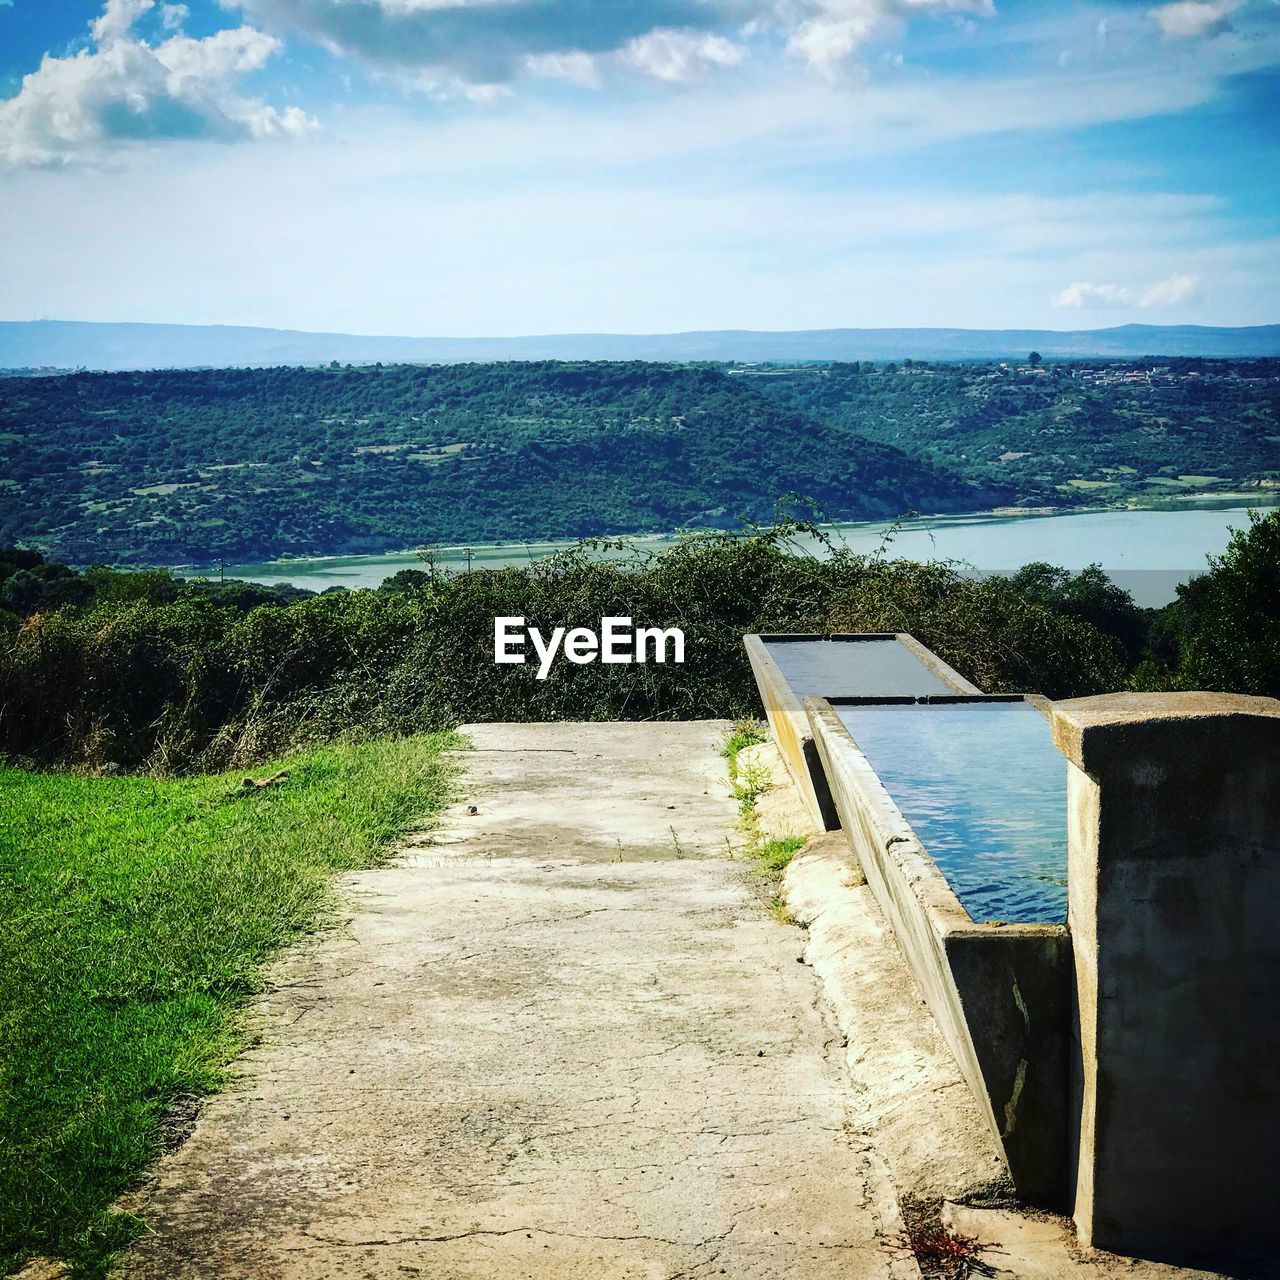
744, 634, 838, 829
743, 633, 979, 831
806, 696, 1072, 1205
1052, 693, 1280, 1268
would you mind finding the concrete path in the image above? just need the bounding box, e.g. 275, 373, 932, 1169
123, 723, 912, 1280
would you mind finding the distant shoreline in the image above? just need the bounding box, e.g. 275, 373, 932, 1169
161, 493, 1279, 578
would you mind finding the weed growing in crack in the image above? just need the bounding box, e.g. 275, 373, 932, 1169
721, 717, 768, 767
721, 718, 772, 817
720, 723, 809, 920
893, 1217, 994, 1279
766, 895, 797, 926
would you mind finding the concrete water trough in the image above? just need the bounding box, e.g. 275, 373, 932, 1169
804, 693, 1072, 1206
743, 633, 1067, 1197
746, 631, 1280, 1265
743, 633, 979, 830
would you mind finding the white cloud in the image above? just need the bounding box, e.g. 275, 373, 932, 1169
1148, 1, 1238, 38
398, 72, 512, 104
160, 3, 190, 30
226, 0, 728, 93
226, 0, 998, 94
620, 28, 746, 82
0, 0, 315, 166
785, 0, 995, 75
1054, 280, 1136, 308
787, 11, 884, 75
92, 0, 155, 45
8, 125, 1263, 335
523, 50, 602, 90
1053, 273, 1203, 309
1138, 271, 1203, 305
366, 0, 518, 12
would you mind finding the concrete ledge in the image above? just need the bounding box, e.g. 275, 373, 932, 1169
784, 836, 1014, 1209
806, 695, 1071, 1207
744, 634, 841, 830
1052, 692, 1280, 1267
938, 1203, 1232, 1279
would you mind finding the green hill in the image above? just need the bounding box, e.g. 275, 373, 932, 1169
747, 358, 1280, 505
0, 362, 1004, 565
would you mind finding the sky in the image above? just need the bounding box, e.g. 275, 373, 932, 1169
0, 0, 1277, 335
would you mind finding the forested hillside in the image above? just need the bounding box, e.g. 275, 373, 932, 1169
3, 358, 1277, 566
747, 358, 1280, 505
0, 362, 1002, 564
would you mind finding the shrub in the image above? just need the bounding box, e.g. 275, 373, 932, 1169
1159, 509, 1280, 697
822, 559, 1128, 698
0, 527, 1133, 773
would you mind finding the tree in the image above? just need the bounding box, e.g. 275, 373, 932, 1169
0, 563, 92, 615
1, 569, 42, 615
379, 569, 434, 594
1028, 351, 1043, 367
1166, 510, 1280, 697
1007, 562, 1146, 665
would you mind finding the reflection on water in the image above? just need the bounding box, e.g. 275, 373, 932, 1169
221, 502, 1277, 606
764, 638, 955, 698
836, 701, 1068, 925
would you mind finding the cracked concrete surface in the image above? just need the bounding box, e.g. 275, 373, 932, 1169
121, 722, 914, 1280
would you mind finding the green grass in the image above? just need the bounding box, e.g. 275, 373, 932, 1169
720, 723, 809, 913
722, 719, 772, 816
721, 718, 769, 772
747, 834, 809, 877
0, 734, 459, 1278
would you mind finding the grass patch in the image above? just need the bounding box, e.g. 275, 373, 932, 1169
721, 718, 768, 775
765, 893, 798, 926
0, 733, 459, 1278
722, 719, 771, 816
747, 834, 808, 878
721, 723, 809, 910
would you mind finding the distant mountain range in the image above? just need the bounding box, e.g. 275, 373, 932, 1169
2, 319, 1278, 371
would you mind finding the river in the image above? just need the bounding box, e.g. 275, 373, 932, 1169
223, 499, 1278, 608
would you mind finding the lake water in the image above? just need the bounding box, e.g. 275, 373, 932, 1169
836, 700, 1068, 924
762, 637, 957, 698
223, 499, 1276, 607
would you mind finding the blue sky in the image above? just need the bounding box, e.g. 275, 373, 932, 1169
0, 0, 1277, 334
